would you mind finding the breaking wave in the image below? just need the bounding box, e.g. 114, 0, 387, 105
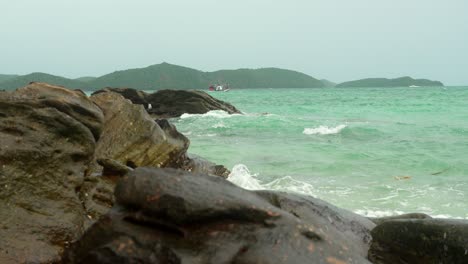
227, 164, 263, 190
227, 164, 317, 196
303, 124, 347, 135
180, 110, 242, 119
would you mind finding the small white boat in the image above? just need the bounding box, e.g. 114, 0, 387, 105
209, 83, 231, 92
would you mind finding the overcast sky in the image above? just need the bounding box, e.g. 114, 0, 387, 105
1, 0, 467, 85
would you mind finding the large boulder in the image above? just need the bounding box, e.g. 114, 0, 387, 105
92, 88, 242, 118
90, 92, 190, 169
145, 89, 241, 117
64, 168, 373, 263
0, 83, 103, 263
368, 219, 468, 264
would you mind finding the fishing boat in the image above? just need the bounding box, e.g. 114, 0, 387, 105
208, 84, 230, 92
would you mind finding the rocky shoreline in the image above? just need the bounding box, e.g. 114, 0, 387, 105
0, 83, 466, 263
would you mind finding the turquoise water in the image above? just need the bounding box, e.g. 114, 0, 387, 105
171, 87, 468, 218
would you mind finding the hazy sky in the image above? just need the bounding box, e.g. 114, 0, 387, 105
2, 0, 467, 85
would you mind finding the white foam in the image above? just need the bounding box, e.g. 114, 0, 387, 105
354, 209, 406, 218
227, 164, 263, 190
303, 124, 347, 135
180, 110, 242, 119
354, 209, 467, 219
212, 121, 227, 128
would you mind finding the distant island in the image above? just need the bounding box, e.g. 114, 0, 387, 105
336, 77, 444, 88
0, 64, 445, 90
0, 63, 324, 90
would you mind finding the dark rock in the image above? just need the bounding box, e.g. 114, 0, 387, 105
64, 168, 372, 263
0, 83, 103, 263
181, 153, 231, 178
92, 87, 242, 118
368, 219, 468, 264
370, 213, 432, 225
256, 191, 375, 257
15, 82, 104, 140
90, 92, 190, 170
92, 87, 149, 107
146, 89, 241, 118
97, 158, 133, 177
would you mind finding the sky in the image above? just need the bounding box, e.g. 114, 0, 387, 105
1, 0, 467, 85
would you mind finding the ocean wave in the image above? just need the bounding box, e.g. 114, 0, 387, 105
227, 164, 263, 190
228, 164, 317, 196
303, 124, 347, 135
228, 165, 468, 219
180, 110, 242, 119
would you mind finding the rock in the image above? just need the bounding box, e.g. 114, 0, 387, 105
370, 213, 432, 225
181, 153, 231, 178
0, 83, 103, 263
146, 89, 241, 117
90, 92, 190, 169
64, 168, 372, 263
92, 88, 149, 108
256, 191, 375, 257
97, 158, 133, 177
15, 82, 104, 140
92, 87, 242, 118
368, 219, 468, 264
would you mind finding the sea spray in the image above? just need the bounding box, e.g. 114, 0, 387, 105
227, 164, 263, 190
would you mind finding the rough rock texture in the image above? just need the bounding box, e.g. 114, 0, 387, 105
92, 88, 242, 118
370, 212, 432, 226
146, 89, 242, 117
181, 153, 231, 178
64, 168, 374, 263
92, 87, 149, 107
91, 92, 190, 169
15, 82, 104, 140
0, 83, 103, 263
368, 219, 468, 264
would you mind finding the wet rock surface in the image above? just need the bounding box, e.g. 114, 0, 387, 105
92, 87, 242, 118
90, 92, 190, 169
0, 83, 233, 263
369, 212, 432, 226
64, 167, 373, 264
146, 89, 242, 117
0, 83, 102, 263
181, 153, 231, 178
368, 219, 468, 264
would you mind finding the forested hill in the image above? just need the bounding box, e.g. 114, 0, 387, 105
336, 77, 444, 88
0, 63, 325, 90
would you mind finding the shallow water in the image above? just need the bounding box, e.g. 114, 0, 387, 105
171, 87, 468, 218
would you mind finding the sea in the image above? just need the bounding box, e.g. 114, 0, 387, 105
93, 87, 468, 219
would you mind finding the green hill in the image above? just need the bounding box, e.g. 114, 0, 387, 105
1, 64, 444, 91
336, 77, 444, 88
207, 68, 324, 88
88, 63, 207, 90
0, 73, 88, 90
87, 63, 324, 90
75, 76, 97, 82
320, 79, 336, 87
0, 74, 19, 83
